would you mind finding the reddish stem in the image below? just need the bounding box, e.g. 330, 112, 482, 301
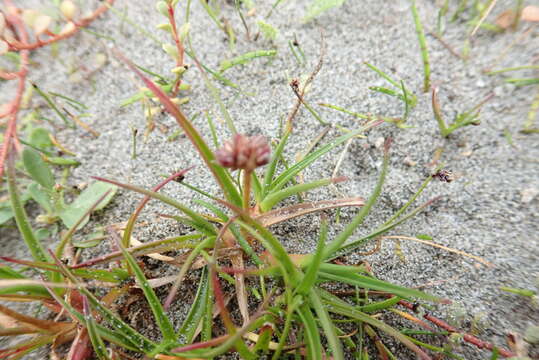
0, 0, 114, 182
398, 300, 515, 358
5, 0, 115, 51
166, 4, 185, 96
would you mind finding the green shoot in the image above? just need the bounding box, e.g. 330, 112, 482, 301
220, 50, 277, 72
409, 0, 431, 92
432, 87, 492, 137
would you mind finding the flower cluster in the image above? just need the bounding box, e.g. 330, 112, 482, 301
216, 134, 270, 171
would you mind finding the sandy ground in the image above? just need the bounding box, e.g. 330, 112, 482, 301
1, 0, 539, 358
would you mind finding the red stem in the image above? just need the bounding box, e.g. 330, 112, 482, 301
398, 300, 515, 358
166, 4, 185, 96
5, 0, 115, 51
0, 0, 114, 181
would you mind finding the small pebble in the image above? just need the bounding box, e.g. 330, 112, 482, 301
521, 188, 538, 204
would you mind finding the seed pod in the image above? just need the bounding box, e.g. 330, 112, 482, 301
60, 0, 78, 20
33, 14, 52, 36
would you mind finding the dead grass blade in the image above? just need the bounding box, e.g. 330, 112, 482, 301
257, 197, 364, 227
382, 236, 494, 267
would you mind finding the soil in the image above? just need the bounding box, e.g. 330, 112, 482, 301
1, 0, 538, 358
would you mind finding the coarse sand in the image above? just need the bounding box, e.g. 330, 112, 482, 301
1, 0, 538, 358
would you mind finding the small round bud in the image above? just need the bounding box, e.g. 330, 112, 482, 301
156, 23, 173, 32
156, 1, 169, 17
60, 0, 78, 20
171, 65, 188, 75
33, 14, 52, 36
170, 97, 189, 105
59, 21, 75, 36
162, 43, 179, 61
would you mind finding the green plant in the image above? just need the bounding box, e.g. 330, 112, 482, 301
0, 2, 519, 360
410, 0, 431, 93
0, 0, 114, 183
318, 62, 416, 129
0, 127, 115, 229
2, 42, 516, 358
431, 87, 493, 137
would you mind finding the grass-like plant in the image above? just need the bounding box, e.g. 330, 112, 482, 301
432, 87, 493, 138
1, 46, 516, 359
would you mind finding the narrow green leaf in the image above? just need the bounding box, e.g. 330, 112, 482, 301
295, 220, 328, 295
296, 304, 323, 360
31, 83, 73, 127
336, 196, 441, 257
263, 129, 290, 196
177, 267, 210, 342
93, 176, 215, 235
359, 296, 401, 313
220, 50, 277, 72
269, 120, 382, 194
83, 296, 111, 360
260, 177, 342, 212
505, 78, 539, 86
410, 0, 431, 92
303, 0, 346, 23
44, 283, 141, 352
7, 156, 52, 266
50, 256, 157, 353
319, 289, 432, 359
117, 238, 176, 343
322, 139, 390, 258
310, 288, 344, 360
319, 270, 440, 302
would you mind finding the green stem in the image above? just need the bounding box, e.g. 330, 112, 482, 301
410, 0, 431, 92
242, 169, 252, 210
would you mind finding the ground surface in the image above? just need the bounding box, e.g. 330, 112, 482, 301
1, 0, 539, 358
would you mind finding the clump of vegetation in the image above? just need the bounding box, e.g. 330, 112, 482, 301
431, 87, 493, 138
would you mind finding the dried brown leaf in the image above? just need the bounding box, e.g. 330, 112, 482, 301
495, 9, 516, 29
256, 197, 364, 227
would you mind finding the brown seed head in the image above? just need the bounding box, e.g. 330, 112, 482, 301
432, 169, 454, 183
216, 134, 270, 171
